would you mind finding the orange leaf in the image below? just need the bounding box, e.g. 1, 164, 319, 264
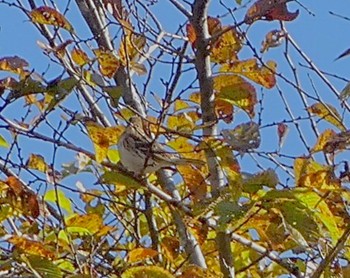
71, 48, 89, 66
30, 6, 73, 32
221, 58, 277, 89
245, 0, 299, 24
119, 33, 146, 64
94, 49, 120, 78
85, 120, 124, 163
9, 236, 55, 259
161, 236, 180, 260
307, 102, 346, 131
186, 17, 221, 47
177, 165, 208, 201
128, 247, 158, 262
215, 99, 234, 123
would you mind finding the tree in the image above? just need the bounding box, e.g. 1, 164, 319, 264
0, 0, 349, 277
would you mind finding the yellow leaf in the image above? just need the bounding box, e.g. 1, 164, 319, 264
30, 6, 73, 32
66, 213, 103, 234
167, 113, 196, 133
294, 157, 340, 190
94, 49, 120, 78
122, 266, 174, 278
71, 48, 89, 66
26, 154, 48, 172
119, 33, 146, 64
9, 236, 55, 259
312, 129, 337, 153
85, 121, 124, 163
221, 58, 276, 89
214, 75, 257, 117
211, 27, 242, 63
307, 102, 346, 131
128, 248, 158, 263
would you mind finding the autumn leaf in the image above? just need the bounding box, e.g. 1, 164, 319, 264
221, 59, 277, 89
128, 248, 158, 262
93, 49, 120, 78
323, 130, 350, 153
260, 30, 286, 53
214, 75, 257, 117
0, 134, 9, 148
211, 27, 242, 63
186, 17, 221, 47
161, 236, 180, 260
30, 6, 73, 32
66, 213, 103, 234
0, 56, 29, 75
26, 154, 48, 173
312, 129, 337, 153
245, 0, 299, 24
85, 120, 124, 163
294, 157, 340, 190
9, 236, 55, 259
122, 266, 174, 278
71, 48, 89, 66
119, 33, 146, 64
277, 123, 289, 149
307, 102, 346, 131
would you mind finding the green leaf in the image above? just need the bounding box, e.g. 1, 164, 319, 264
104, 86, 122, 108
107, 149, 120, 163
25, 255, 63, 278
44, 189, 73, 214
100, 171, 142, 190
0, 134, 9, 148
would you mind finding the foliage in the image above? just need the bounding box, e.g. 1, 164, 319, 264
0, 0, 349, 277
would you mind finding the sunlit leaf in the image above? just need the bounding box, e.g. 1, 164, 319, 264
44, 189, 73, 214
71, 48, 89, 66
30, 6, 73, 32
119, 33, 146, 64
122, 266, 174, 278
214, 75, 257, 117
293, 191, 341, 244
167, 113, 196, 133
211, 28, 242, 63
221, 58, 277, 89
128, 248, 158, 262
66, 213, 103, 234
222, 122, 261, 152
186, 17, 221, 47
0, 134, 9, 148
311, 129, 337, 153
294, 157, 340, 190
9, 236, 55, 259
94, 49, 120, 78
26, 154, 48, 172
307, 102, 346, 131
85, 120, 124, 163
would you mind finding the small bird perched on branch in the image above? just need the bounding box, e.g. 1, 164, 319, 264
118, 115, 205, 175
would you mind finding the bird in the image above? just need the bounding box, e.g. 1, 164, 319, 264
117, 115, 205, 175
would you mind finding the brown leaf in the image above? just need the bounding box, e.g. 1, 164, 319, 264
0, 56, 29, 75
245, 0, 299, 24
128, 248, 158, 263
9, 236, 55, 259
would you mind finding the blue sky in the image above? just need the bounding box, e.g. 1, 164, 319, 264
0, 1, 350, 190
